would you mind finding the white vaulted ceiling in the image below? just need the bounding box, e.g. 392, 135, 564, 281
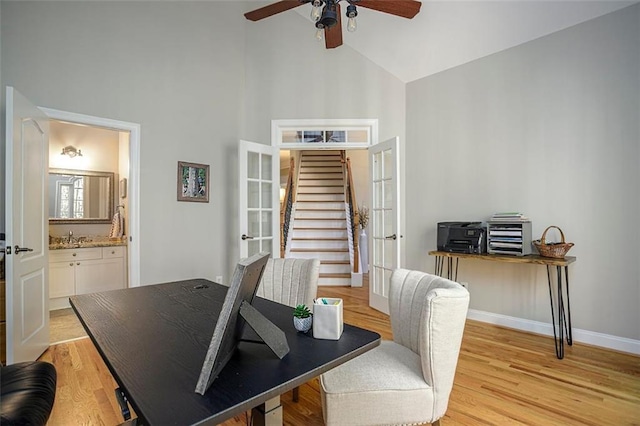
271, 0, 636, 83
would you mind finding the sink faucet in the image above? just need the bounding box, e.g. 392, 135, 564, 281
68, 230, 73, 244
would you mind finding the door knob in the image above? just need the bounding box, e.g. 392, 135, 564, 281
241, 234, 255, 241
385, 234, 397, 240
14, 245, 34, 253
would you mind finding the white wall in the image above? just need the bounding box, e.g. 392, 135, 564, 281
1, 1, 247, 284
405, 5, 640, 340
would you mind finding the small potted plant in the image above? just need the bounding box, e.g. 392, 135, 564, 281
293, 304, 312, 333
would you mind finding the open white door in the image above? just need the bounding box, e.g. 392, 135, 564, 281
369, 137, 401, 315
239, 140, 280, 259
5, 87, 50, 363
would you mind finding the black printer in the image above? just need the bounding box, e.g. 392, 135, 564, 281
437, 222, 486, 254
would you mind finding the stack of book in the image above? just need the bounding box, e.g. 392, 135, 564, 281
490, 212, 529, 222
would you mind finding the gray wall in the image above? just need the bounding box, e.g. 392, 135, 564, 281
406, 5, 640, 340
2, 1, 405, 284
1, 1, 247, 283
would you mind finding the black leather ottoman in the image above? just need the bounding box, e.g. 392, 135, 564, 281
1, 361, 57, 426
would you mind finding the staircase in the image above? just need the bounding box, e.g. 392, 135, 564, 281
287, 150, 352, 286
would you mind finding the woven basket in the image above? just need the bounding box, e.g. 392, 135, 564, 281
533, 226, 574, 259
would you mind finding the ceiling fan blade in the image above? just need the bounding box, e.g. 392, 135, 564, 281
325, 2, 343, 49
357, 0, 422, 19
244, 0, 308, 22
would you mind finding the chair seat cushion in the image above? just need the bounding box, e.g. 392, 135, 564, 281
320, 341, 434, 425
1, 361, 57, 426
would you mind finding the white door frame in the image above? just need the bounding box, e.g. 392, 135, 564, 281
40, 107, 141, 288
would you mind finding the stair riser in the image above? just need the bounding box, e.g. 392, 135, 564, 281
290, 240, 348, 250
297, 188, 344, 195
299, 173, 344, 180
293, 219, 346, 229
295, 201, 344, 210
288, 251, 350, 261
300, 161, 343, 167
295, 211, 345, 220
298, 179, 344, 187
302, 155, 342, 161
320, 264, 352, 274
318, 277, 352, 286
301, 167, 342, 174
296, 193, 344, 202
291, 229, 348, 239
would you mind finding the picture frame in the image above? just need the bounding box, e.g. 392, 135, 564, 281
177, 161, 210, 203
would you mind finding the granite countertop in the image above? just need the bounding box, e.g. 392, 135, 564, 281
49, 236, 127, 250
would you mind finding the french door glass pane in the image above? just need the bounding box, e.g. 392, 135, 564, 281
248, 152, 259, 179
262, 182, 272, 209
248, 240, 260, 256
383, 149, 392, 178
248, 211, 260, 236
248, 181, 259, 209
373, 152, 382, 180
261, 154, 272, 180
262, 211, 273, 237
374, 181, 383, 209
384, 180, 393, 208
261, 239, 273, 254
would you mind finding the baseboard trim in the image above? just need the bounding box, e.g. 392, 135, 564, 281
467, 309, 640, 355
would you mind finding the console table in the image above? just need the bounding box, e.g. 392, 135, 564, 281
428, 251, 576, 359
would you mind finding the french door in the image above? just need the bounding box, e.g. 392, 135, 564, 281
238, 140, 280, 259
368, 137, 401, 314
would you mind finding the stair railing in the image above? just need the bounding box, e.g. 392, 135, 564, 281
343, 153, 360, 273
280, 157, 295, 258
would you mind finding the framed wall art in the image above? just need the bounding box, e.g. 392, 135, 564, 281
178, 161, 209, 203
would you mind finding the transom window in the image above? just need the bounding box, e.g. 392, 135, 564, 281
272, 119, 377, 149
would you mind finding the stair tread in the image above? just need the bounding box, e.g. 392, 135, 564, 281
293, 227, 348, 230
320, 260, 351, 264
292, 237, 347, 241
290, 248, 349, 252
294, 217, 346, 221
295, 208, 344, 211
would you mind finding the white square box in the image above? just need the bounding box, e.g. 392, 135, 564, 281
313, 298, 343, 340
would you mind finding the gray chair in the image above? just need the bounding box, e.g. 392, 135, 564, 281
257, 257, 320, 402
320, 269, 470, 426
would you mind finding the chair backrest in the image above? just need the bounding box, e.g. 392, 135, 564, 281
256, 258, 320, 308
389, 269, 470, 417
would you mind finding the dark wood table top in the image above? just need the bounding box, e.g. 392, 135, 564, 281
70, 279, 380, 425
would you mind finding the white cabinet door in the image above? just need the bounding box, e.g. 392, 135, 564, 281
49, 261, 75, 299
75, 258, 125, 295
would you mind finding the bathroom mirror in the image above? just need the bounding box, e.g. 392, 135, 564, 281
49, 169, 115, 224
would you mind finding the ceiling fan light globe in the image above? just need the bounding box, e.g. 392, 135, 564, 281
347, 16, 357, 32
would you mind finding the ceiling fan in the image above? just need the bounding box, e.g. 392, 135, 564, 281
244, 0, 422, 49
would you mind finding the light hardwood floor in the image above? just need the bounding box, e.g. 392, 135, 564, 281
40, 282, 640, 425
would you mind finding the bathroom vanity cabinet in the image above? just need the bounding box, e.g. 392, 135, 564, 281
50, 245, 127, 310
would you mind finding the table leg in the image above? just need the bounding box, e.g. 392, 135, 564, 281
252, 396, 283, 426
546, 265, 572, 359
564, 266, 573, 346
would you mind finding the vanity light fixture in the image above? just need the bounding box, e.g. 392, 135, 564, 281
61, 145, 83, 158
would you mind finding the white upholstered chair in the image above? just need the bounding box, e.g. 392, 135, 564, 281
320, 269, 470, 426
257, 257, 320, 402
256, 257, 320, 309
